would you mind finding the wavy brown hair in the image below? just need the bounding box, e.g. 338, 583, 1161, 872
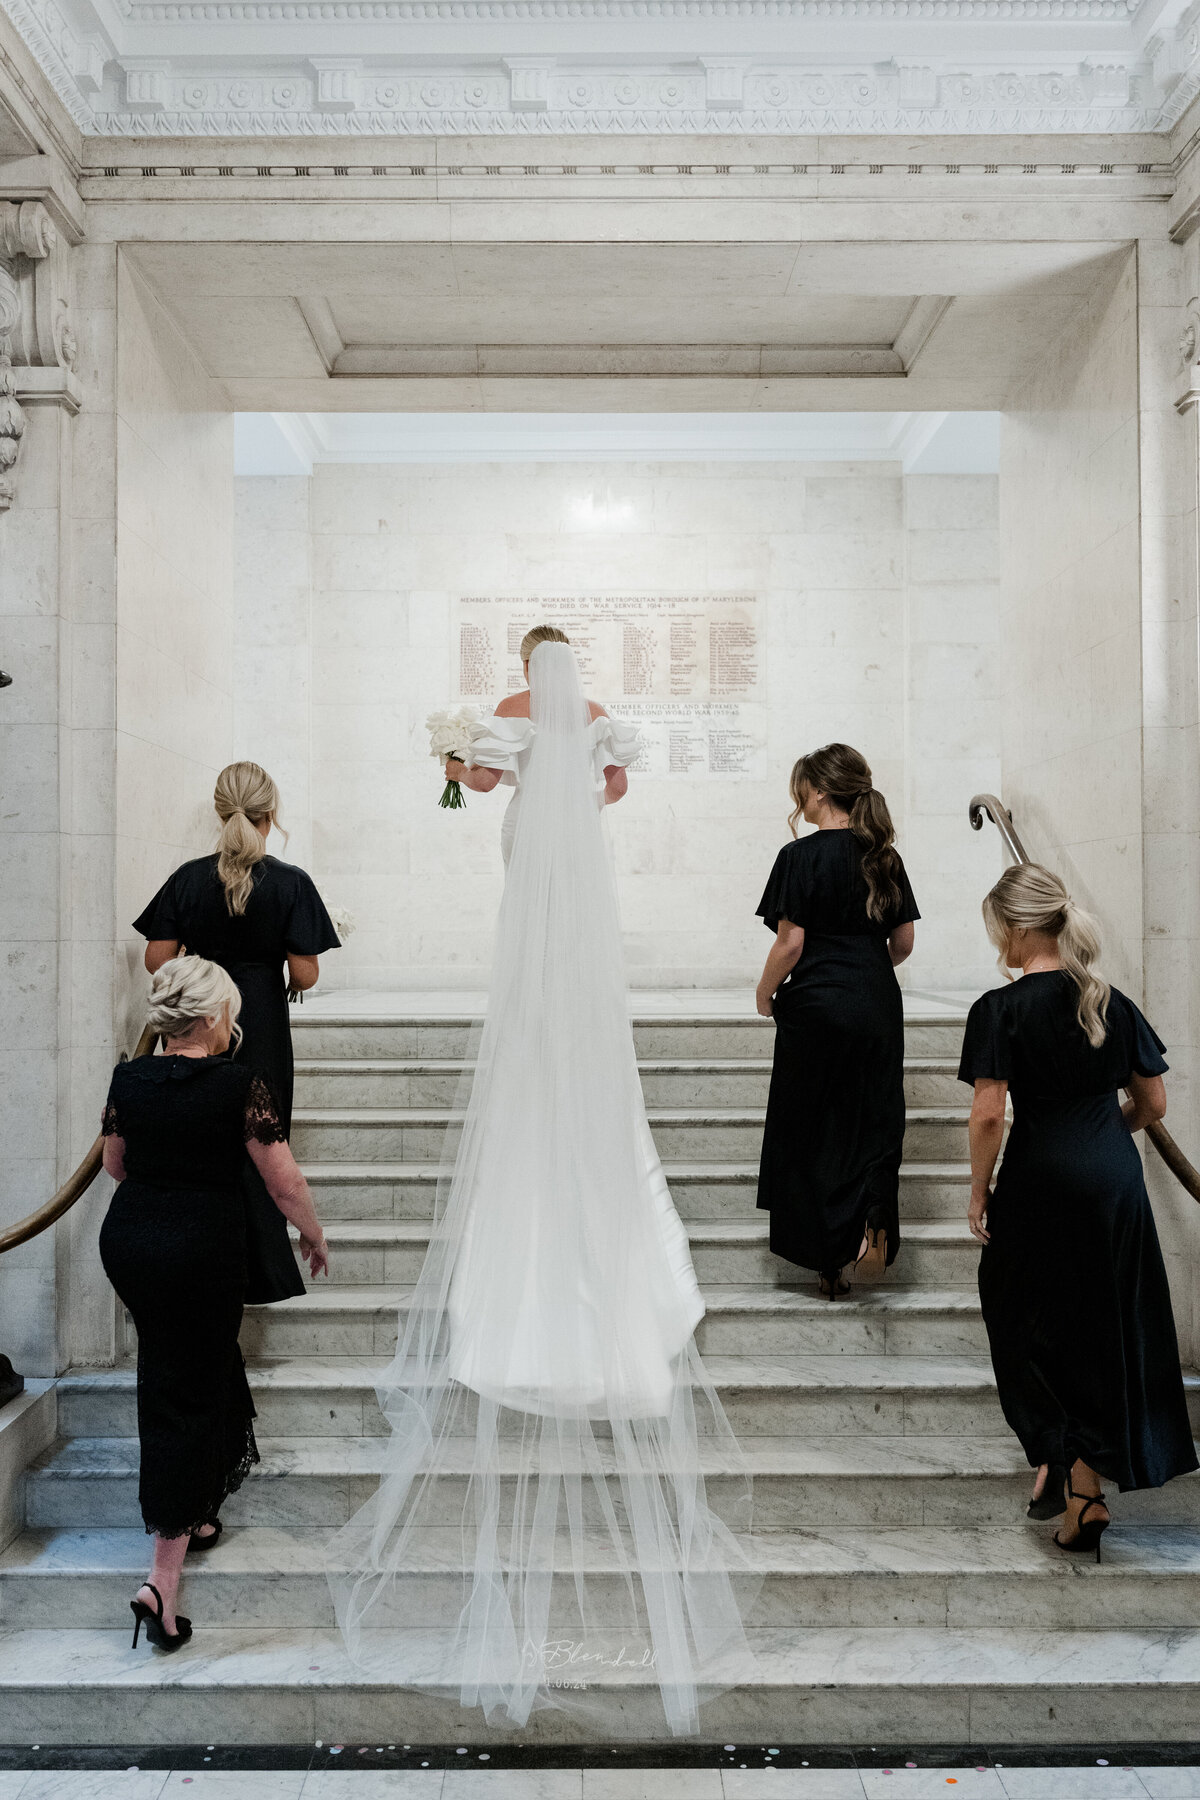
789, 742, 903, 924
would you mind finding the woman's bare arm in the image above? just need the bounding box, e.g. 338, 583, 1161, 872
967, 1077, 1008, 1243
102, 1135, 127, 1181
246, 1139, 330, 1276
888, 922, 915, 967
756, 921, 806, 1018
1123, 1072, 1167, 1133
603, 764, 629, 805
144, 939, 179, 974
286, 953, 320, 992
444, 758, 504, 794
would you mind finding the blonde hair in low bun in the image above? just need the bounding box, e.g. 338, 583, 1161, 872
519, 624, 570, 663
982, 863, 1111, 1048
214, 761, 285, 916
147, 954, 243, 1050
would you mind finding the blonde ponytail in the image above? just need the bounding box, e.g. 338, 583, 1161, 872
981, 863, 1111, 1048
213, 761, 284, 917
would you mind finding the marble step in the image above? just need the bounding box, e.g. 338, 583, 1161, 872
292, 1012, 968, 1063
233, 1285, 993, 1360
301, 1158, 973, 1222
293, 1057, 965, 1110
5, 1522, 1200, 1633
290, 1104, 971, 1164
5, 1620, 1200, 1746
282, 1217, 982, 1290
57, 1352, 1062, 1442
26, 1434, 1200, 1532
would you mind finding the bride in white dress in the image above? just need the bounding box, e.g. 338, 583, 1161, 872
328, 631, 755, 1736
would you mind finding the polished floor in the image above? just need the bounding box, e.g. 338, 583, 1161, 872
0, 1764, 1198, 1797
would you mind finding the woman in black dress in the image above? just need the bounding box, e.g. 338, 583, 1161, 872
134, 761, 340, 1302
101, 955, 330, 1650
755, 743, 919, 1298
962, 863, 1197, 1558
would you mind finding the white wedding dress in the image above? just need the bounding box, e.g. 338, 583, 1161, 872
328, 644, 755, 1736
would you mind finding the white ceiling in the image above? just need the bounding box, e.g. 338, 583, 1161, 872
234, 410, 1001, 474
5, 0, 1199, 135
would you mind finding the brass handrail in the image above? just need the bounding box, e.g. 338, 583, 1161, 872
0, 1023, 159, 1258
969, 796, 1200, 1205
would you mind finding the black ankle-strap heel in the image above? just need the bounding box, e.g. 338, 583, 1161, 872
130, 1582, 193, 1652
1053, 1476, 1110, 1564
1028, 1461, 1068, 1521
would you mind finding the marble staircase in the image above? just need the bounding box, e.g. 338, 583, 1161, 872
3, 999, 1200, 1745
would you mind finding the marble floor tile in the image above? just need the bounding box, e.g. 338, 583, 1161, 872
18, 1778, 168, 1800
721, 1773, 867, 1798
1135, 1773, 1200, 1799
159, 1779, 306, 1798
301, 1778, 446, 1798
584, 1772, 723, 1799
0, 1781, 28, 1800
442, 1777, 582, 1800
860, 1772, 1004, 1798
995, 1771, 1150, 1799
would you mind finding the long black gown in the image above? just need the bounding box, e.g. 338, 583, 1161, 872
755, 829, 920, 1274
134, 854, 340, 1302
959, 972, 1198, 1493
99, 1056, 288, 1536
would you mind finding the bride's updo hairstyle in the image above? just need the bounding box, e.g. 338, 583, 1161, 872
789, 742, 902, 925
147, 953, 243, 1049
520, 624, 570, 662
214, 760, 286, 917
982, 863, 1111, 1048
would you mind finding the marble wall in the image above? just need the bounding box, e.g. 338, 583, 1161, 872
999, 253, 1144, 998
232, 459, 1003, 994
114, 257, 236, 1029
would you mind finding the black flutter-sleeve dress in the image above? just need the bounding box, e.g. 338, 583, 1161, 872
959, 972, 1197, 1492
755, 829, 920, 1276
133, 855, 340, 1302
99, 1056, 289, 1536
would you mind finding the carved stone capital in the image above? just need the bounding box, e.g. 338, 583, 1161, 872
0, 199, 76, 375
0, 357, 27, 512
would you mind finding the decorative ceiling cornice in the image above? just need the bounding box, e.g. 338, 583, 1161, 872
4, 0, 1199, 135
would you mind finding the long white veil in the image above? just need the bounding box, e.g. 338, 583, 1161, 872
327, 643, 757, 1735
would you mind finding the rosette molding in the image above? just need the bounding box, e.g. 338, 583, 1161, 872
5, 0, 1200, 134
0, 196, 82, 508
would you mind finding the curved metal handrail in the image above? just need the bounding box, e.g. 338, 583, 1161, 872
969, 796, 1200, 1205
0, 1023, 159, 1258
969, 793, 1031, 865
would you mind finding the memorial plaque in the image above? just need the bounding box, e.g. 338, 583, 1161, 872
454, 595, 764, 779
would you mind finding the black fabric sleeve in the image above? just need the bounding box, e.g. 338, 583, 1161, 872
957, 993, 1013, 1086
892, 857, 921, 928
244, 1073, 288, 1146
132, 869, 183, 941
756, 846, 809, 933
101, 1088, 120, 1138
282, 871, 342, 957
1126, 999, 1169, 1079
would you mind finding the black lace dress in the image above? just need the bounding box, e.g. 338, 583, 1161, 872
133, 855, 340, 1303
99, 1055, 287, 1538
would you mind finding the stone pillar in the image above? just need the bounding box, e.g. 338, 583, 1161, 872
0, 188, 117, 1377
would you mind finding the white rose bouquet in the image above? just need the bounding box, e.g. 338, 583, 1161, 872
427, 705, 482, 810
319, 897, 357, 942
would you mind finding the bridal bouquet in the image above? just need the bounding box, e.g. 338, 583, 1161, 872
319, 895, 357, 943
427, 705, 481, 810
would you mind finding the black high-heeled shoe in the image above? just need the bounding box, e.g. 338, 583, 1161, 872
1053, 1476, 1110, 1564
818, 1268, 850, 1300
1027, 1461, 1068, 1521
130, 1582, 193, 1652
854, 1205, 889, 1281
187, 1518, 222, 1554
